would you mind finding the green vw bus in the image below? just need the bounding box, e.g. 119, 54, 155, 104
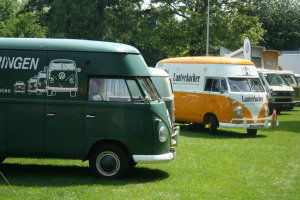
0, 38, 178, 178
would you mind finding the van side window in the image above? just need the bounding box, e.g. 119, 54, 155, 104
205, 78, 227, 92
204, 78, 213, 91
88, 78, 131, 102
211, 79, 221, 92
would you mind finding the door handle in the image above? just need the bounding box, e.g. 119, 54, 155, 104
46, 113, 56, 117
86, 115, 98, 118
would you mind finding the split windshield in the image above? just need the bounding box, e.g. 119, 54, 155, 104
228, 78, 265, 92
264, 73, 286, 86
137, 78, 161, 101
50, 62, 76, 71
280, 74, 297, 86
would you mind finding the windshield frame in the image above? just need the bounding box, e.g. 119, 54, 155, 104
263, 73, 287, 86
137, 77, 162, 102
228, 77, 265, 93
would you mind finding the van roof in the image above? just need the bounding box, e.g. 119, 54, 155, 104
149, 67, 169, 77
158, 56, 254, 65
0, 38, 140, 54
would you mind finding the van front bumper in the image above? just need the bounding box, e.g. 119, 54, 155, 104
219, 117, 272, 129
132, 149, 176, 164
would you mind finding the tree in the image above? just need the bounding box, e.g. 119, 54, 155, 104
152, 0, 265, 56
24, 0, 142, 40
0, 0, 45, 37
252, 0, 300, 50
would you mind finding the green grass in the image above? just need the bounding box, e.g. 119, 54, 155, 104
0, 108, 299, 200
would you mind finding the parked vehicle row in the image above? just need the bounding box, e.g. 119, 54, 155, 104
0, 38, 295, 179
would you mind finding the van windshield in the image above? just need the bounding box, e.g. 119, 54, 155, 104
264, 73, 286, 86
280, 74, 297, 86
228, 78, 265, 92
49, 62, 75, 71
138, 78, 161, 101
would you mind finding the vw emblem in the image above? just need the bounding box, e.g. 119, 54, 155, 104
58, 72, 66, 80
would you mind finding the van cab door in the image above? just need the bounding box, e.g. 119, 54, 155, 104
44, 51, 86, 157
203, 78, 230, 123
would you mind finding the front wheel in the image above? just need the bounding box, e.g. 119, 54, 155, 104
247, 129, 257, 136
208, 116, 218, 135
89, 144, 130, 179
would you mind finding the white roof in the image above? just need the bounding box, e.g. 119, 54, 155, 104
149, 67, 169, 77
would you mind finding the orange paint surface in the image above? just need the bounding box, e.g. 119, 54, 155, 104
159, 56, 254, 65
174, 92, 268, 124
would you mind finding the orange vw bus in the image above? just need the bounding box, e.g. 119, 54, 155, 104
156, 57, 274, 136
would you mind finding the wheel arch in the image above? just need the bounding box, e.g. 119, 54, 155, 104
86, 139, 132, 162
203, 112, 219, 126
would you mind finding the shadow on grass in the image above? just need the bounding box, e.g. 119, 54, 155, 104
180, 127, 267, 139
0, 163, 169, 187
272, 121, 300, 133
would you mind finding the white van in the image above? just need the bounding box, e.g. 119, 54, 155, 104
156, 57, 272, 136
149, 67, 179, 145
257, 69, 295, 113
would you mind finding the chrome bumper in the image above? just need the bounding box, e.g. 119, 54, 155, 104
219, 117, 272, 129
133, 150, 176, 164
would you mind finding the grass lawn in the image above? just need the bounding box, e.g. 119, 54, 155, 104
0, 108, 299, 200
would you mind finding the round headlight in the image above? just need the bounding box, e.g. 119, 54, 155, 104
50, 77, 54, 83
265, 107, 270, 116
159, 127, 168, 142
234, 107, 244, 116
69, 78, 74, 84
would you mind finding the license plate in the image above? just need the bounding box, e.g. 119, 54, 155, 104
249, 125, 262, 129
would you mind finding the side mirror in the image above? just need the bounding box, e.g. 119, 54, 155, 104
77, 68, 81, 73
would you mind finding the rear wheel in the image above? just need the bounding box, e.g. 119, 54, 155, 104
208, 116, 218, 135
247, 129, 257, 136
89, 144, 130, 179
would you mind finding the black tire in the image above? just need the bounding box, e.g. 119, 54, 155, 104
0, 156, 5, 163
247, 129, 257, 136
208, 116, 218, 135
89, 144, 130, 179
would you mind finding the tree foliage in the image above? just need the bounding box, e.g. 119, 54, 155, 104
251, 0, 300, 50
1, 0, 299, 65
0, 0, 45, 37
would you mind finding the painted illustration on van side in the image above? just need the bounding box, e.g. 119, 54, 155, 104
36, 70, 47, 95
13, 81, 26, 94
28, 75, 38, 95
11, 59, 81, 97
46, 59, 81, 97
